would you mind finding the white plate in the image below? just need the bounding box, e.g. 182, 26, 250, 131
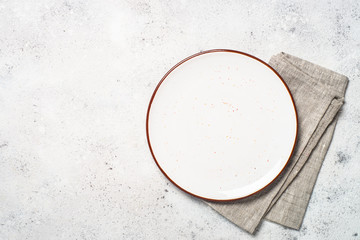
146, 50, 297, 201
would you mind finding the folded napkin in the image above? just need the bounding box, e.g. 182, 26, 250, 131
206, 52, 349, 234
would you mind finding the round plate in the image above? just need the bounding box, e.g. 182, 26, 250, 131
146, 49, 297, 201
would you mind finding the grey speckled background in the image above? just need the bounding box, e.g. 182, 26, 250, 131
0, 0, 359, 239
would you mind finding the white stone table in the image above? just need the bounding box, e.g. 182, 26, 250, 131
0, 1, 359, 239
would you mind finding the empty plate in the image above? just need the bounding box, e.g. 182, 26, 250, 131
146, 49, 297, 201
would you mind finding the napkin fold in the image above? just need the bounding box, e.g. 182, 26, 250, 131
205, 52, 348, 234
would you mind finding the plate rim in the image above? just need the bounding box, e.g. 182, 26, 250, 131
146, 49, 298, 202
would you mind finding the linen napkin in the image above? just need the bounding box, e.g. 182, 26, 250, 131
205, 52, 349, 234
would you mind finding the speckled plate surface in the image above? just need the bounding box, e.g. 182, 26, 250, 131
146, 49, 297, 201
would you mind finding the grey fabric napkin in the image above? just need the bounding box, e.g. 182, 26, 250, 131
205, 52, 348, 234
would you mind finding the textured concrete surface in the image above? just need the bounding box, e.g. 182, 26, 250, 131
0, 0, 359, 239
